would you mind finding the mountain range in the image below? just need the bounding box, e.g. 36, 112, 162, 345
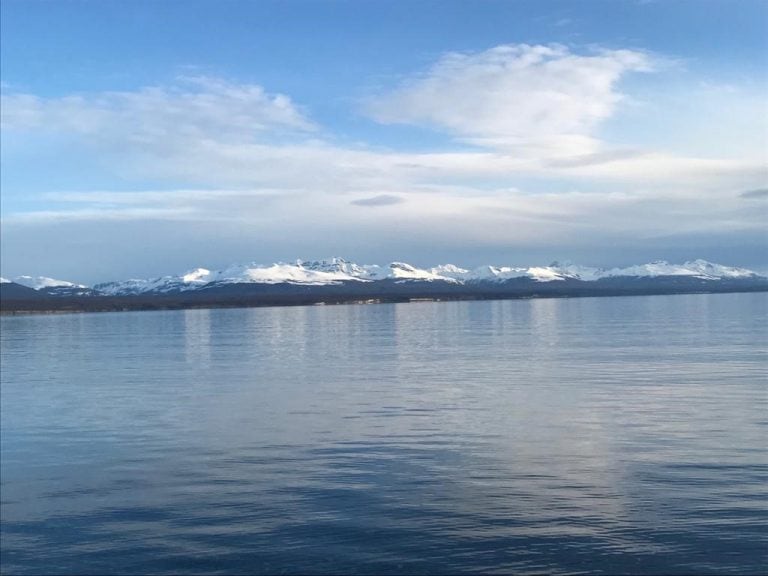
2, 258, 766, 312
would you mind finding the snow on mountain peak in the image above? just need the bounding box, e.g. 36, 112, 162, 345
526, 267, 567, 282
181, 268, 213, 283
13, 276, 86, 290
366, 262, 460, 282
681, 259, 756, 279
548, 263, 604, 281
25, 258, 764, 297
298, 257, 369, 278
431, 264, 468, 274
429, 264, 470, 281
228, 261, 360, 285
389, 262, 432, 278
601, 259, 756, 280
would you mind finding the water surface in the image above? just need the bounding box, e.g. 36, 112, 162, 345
2, 293, 766, 574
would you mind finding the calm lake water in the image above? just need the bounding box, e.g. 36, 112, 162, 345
1, 293, 766, 575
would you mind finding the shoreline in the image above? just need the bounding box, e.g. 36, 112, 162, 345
2, 286, 766, 316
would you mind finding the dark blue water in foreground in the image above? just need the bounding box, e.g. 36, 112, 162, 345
1, 293, 767, 575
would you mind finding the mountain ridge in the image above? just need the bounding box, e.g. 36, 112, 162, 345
2, 258, 764, 298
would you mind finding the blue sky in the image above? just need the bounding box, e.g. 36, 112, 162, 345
1, 0, 766, 283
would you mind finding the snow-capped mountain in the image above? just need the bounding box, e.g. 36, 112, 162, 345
12, 276, 86, 290
599, 259, 758, 280
93, 258, 764, 296
428, 259, 759, 283
3, 275, 96, 297
429, 263, 583, 282
94, 258, 466, 295
3, 258, 764, 300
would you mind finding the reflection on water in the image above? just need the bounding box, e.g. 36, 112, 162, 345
184, 308, 211, 368
1, 293, 767, 575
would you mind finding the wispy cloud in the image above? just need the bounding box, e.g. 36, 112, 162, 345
1, 76, 315, 144
366, 44, 653, 156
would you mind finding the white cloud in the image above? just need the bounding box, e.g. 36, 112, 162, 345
1, 76, 315, 144
1, 53, 765, 279
2, 68, 760, 193
366, 44, 653, 156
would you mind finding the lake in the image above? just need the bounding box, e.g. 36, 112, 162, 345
1, 293, 766, 574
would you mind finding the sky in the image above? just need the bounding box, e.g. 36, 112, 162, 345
1, 0, 767, 284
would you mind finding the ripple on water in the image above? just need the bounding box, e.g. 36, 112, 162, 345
1, 294, 767, 574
